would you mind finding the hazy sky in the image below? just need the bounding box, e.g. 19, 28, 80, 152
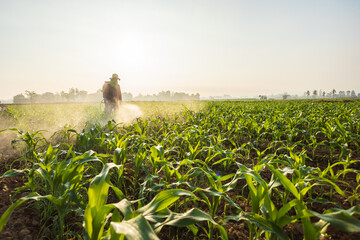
0, 0, 359, 99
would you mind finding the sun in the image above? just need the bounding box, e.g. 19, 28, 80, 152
116, 34, 150, 68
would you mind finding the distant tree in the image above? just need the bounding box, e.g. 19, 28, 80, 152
122, 92, 133, 101
60, 91, 70, 101
54, 92, 62, 102
346, 90, 351, 97
41, 92, 55, 102
306, 90, 310, 97
136, 93, 144, 100
332, 89, 336, 97
25, 90, 38, 103
339, 91, 345, 97
351, 90, 356, 98
87, 89, 102, 102
78, 90, 88, 100
282, 93, 290, 100
259, 95, 267, 100
68, 88, 79, 100
173, 92, 187, 100
13, 94, 26, 103
195, 93, 200, 100
322, 91, 326, 97
158, 91, 171, 100
132, 91, 200, 101
313, 90, 317, 97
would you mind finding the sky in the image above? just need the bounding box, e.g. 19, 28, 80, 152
0, 0, 359, 100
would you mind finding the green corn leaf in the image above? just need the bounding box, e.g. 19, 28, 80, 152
110, 185, 125, 201
218, 173, 235, 182
137, 189, 195, 216
75, 150, 101, 164
145, 209, 171, 226
85, 163, 122, 240
186, 224, 198, 236
0, 193, 43, 231
85, 204, 116, 240
225, 212, 289, 240
299, 208, 317, 240
216, 224, 229, 240
318, 178, 346, 197
88, 163, 121, 210
212, 157, 231, 166
158, 208, 216, 228
277, 199, 298, 222
236, 162, 267, 188
334, 118, 347, 136
107, 209, 122, 240
113, 148, 125, 165
1, 169, 27, 178
308, 206, 360, 233
133, 124, 142, 135
111, 215, 160, 240
113, 199, 134, 220
267, 164, 299, 200
276, 199, 299, 228
195, 187, 240, 209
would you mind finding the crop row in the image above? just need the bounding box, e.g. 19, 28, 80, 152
1, 100, 360, 239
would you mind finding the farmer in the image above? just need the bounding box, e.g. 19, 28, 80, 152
102, 73, 122, 114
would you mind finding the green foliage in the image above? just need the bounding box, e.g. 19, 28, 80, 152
1, 100, 360, 239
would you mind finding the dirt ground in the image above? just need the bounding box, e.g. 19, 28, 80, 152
0, 176, 43, 240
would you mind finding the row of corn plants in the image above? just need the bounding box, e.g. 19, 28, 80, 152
1, 100, 360, 239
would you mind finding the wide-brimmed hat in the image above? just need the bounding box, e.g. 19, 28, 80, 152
110, 73, 120, 80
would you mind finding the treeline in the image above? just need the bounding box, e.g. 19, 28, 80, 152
13, 89, 200, 103
304, 89, 359, 98
13, 89, 103, 103
130, 91, 200, 101
258, 89, 360, 100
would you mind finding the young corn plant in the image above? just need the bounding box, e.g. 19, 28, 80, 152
265, 163, 356, 239
9, 128, 48, 167
266, 164, 317, 239
84, 162, 218, 240
227, 162, 293, 240
1, 144, 102, 239
148, 145, 167, 175
191, 167, 242, 240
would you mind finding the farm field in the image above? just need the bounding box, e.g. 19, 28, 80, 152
0, 100, 360, 240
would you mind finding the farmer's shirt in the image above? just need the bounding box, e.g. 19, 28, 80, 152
103, 80, 122, 102
109, 79, 118, 88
